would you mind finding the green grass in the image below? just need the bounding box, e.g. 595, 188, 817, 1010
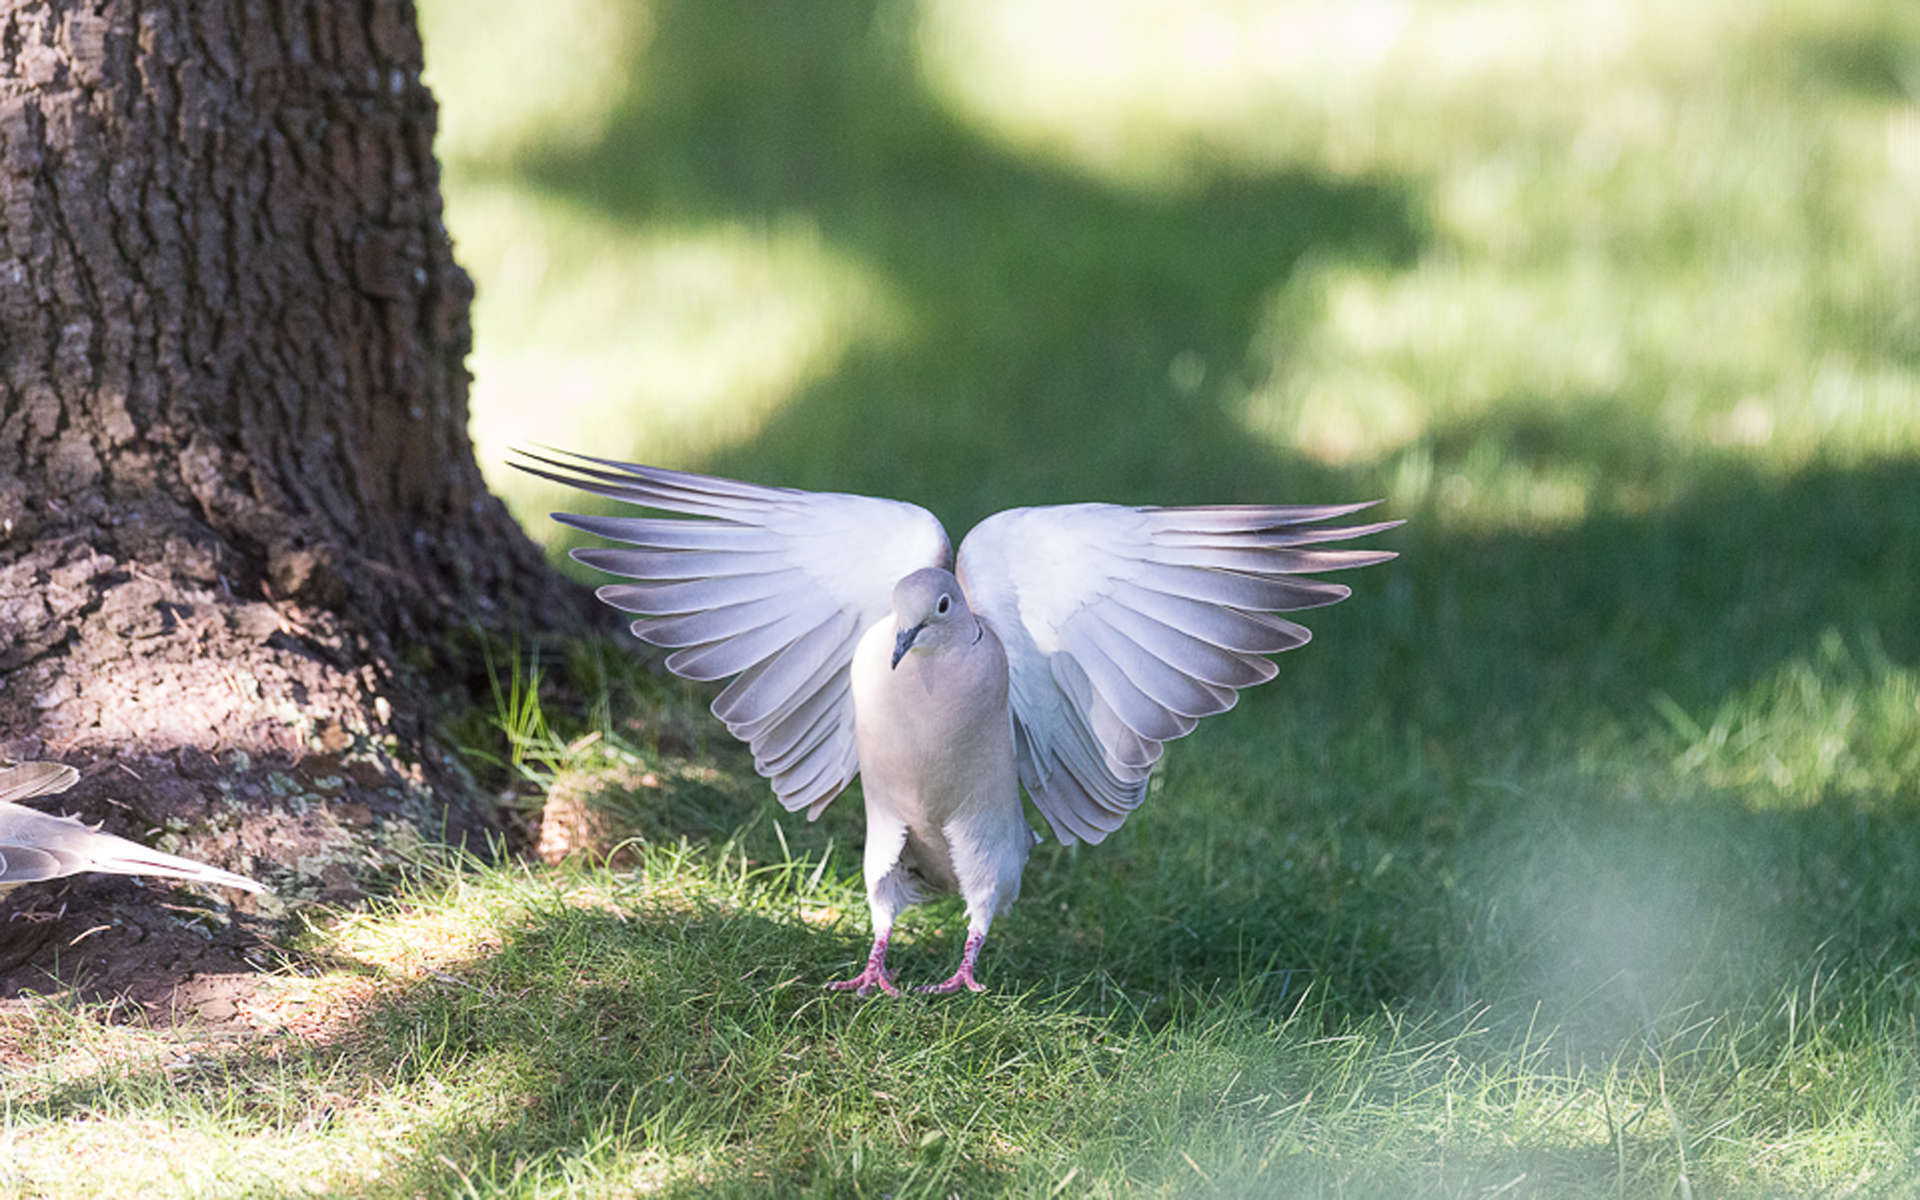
6, 647, 1920, 1196
8, 0, 1920, 1194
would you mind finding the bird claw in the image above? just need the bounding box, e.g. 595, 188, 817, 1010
827, 930, 988, 996
828, 933, 901, 997
918, 929, 989, 994
825, 965, 901, 997
916, 967, 986, 995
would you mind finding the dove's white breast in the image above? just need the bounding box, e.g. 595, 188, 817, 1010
849, 613, 1027, 899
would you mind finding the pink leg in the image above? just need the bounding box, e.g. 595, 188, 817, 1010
826, 932, 902, 997
918, 929, 988, 995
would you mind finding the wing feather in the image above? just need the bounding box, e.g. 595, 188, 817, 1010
1144, 501, 1380, 531
1156, 518, 1403, 549
957, 500, 1397, 844
753, 676, 851, 775
664, 609, 824, 681
714, 614, 861, 731
0, 762, 79, 804
1128, 562, 1353, 611
517, 456, 777, 518
0, 789, 265, 893
773, 732, 862, 816
626, 596, 795, 648
518, 449, 949, 817
1047, 654, 1153, 776
1120, 544, 1398, 575
573, 546, 792, 580
0, 843, 63, 885
593, 570, 811, 615
1093, 601, 1278, 690
1061, 623, 1198, 743
1079, 609, 1238, 716
1107, 581, 1313, 654
552, 513, 786, 552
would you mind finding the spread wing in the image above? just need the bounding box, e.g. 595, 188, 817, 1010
955, 502, 1398, 844
514, 450, 951, 818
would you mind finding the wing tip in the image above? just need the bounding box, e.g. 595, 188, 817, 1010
1149, 498, 1381, 524
202, 869, 270, 895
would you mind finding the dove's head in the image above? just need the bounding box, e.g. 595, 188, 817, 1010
890, 567, 976, 669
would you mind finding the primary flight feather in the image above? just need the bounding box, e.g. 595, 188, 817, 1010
517, 450, 1397, 994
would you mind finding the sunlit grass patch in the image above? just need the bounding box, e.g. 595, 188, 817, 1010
1244, 252, 1919, 498
421, 0, 653, 164
448, 184, 909, 525
1652, 630, 1920, 809
913, 0, 1918, 196
0, 992, 184, 1086
912, 0, 1760, 189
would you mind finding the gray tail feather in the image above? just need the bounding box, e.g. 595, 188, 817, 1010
0, 762, 268, 894
81, 841, 268, 893
0, 828, 267, 893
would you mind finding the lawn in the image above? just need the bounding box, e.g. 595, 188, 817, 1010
5, 0, 1920, 1194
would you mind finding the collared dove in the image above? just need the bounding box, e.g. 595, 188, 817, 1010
0, 761, 265, 895
515, 450, 1397, 995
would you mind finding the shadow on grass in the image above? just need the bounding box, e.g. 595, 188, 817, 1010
1768, 20, 1920, 104
1354, 429, 1920, 741
13, 900, 1081, 1197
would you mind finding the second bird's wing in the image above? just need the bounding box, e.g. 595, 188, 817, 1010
516, 450, 952, 818
0, 801, 265, 893
955, 502, 1398, 844
0, 762, 264, 893
0, 761, 80, 803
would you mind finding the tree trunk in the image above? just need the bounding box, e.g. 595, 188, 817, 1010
0, 0, 589, 1013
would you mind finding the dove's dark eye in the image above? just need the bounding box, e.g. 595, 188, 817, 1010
936, 594, 951, 615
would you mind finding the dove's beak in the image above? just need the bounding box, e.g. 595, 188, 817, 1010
891, 623, 923, 669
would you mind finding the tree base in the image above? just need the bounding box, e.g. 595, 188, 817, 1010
0, 495, 599, 1015
0, 0, 612, 1017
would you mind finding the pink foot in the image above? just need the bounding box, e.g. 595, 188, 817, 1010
826, 933, 901, 997
918, 930, 988, 995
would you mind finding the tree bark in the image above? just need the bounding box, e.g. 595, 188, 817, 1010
0, 0, 589, 1010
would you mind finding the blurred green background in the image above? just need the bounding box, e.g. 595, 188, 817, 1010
409, 0, 1920, 1189
428, 0, 1920, 812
